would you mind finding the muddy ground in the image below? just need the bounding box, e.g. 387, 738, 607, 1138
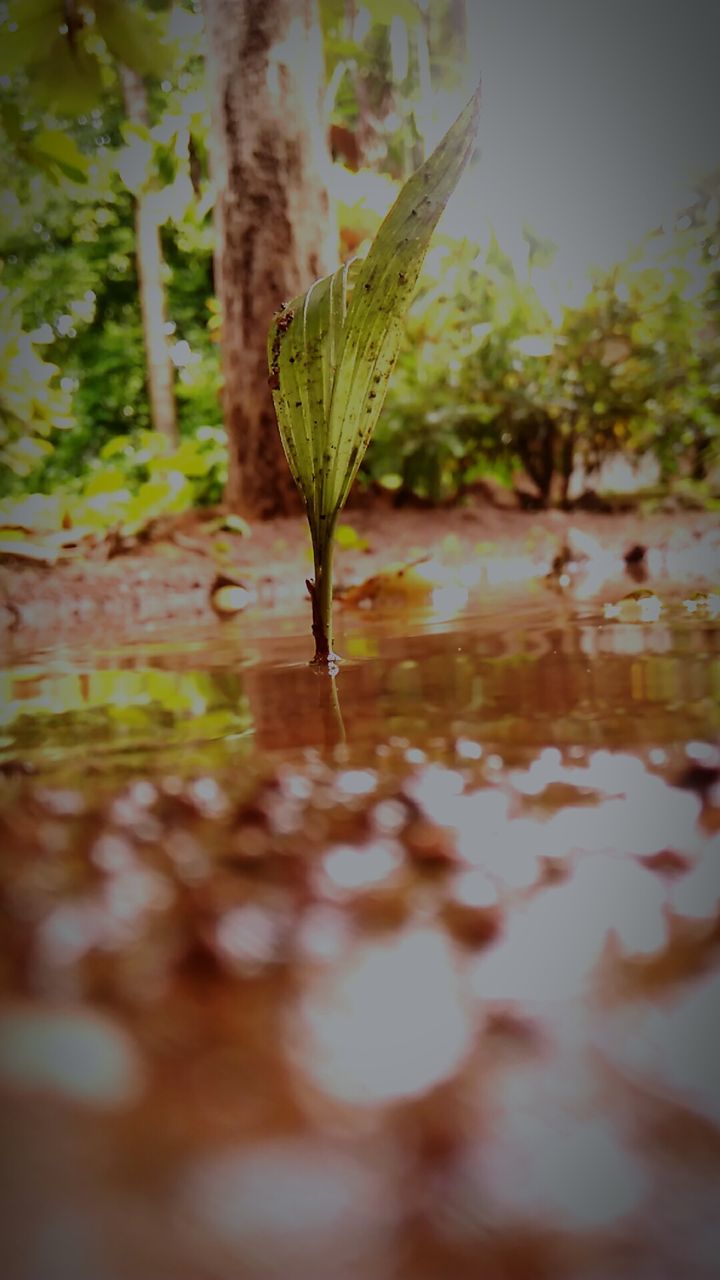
1, 499, 718, 648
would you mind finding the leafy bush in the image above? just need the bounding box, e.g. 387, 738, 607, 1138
0, 426, 227, 542
0, 288, 75, 493
365, 234, 546, 500
366, 225, 720, 505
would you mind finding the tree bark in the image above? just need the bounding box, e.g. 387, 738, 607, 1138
517, 418, 555, 506
202, 0, 337, 517
119, 66, 178, 446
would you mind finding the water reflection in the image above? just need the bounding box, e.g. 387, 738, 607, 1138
1, 599, 719, 766
0, 665, 251, 764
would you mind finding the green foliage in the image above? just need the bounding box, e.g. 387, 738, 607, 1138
0, 0, 217, 481
94, 0, 172, 79
0, 102, 90, 183
365, 234, 540, 500
0, 0, 172, 112
0, 288, 74, 490
81, 424, 226, 526
366, 223, 720, 505
0, 425, 227, 544
0, 159, 152, 472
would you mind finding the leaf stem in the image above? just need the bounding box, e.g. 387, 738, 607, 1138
309, 517, 338, 666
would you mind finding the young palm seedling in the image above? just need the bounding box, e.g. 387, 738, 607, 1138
268, 87, 481, 667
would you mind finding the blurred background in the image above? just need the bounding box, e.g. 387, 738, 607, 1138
1, 0, 719, 540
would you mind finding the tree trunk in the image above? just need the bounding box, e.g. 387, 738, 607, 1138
412, 0, 438, 161
119, 66, 178, 446
517, 417, 555, 506
202, 0, 337, 517
556, 432, 575, 507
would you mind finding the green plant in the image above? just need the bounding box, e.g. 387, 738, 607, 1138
268, 87, 480, 666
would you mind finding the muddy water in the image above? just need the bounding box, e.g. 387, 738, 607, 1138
1, 579, 719, 1280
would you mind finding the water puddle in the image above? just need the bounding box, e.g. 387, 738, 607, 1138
1, 582, 719, 1279
2, 584, 719, 768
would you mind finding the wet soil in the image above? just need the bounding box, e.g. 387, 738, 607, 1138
1, 502, 717, 648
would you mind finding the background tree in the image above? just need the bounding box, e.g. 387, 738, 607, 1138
201, 0, 337, 517
119, 65, 178, 444
0, 0, 179, 444
1, 0, 718, 528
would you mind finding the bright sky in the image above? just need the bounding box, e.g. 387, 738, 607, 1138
444, 0, 720, 293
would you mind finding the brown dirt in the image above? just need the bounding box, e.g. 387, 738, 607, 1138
1, 498, 718, 649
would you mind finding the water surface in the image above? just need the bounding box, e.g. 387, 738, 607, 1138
1, 579, 719, 1279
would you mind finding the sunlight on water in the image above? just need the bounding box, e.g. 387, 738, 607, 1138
320, 839, 403, 896
475, 1061, 650, 1231
294, 927, 472, 1105
182, 1140, 395, 1276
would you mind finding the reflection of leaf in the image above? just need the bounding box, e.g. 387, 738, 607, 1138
1, 667, 247, 727
0, 664, 251, 764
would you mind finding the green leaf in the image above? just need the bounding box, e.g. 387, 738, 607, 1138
148, 440, 209, 477
7, 0, 61, 22
120, 474, 192, 535
99, 435, 132, 460
93, 0, 172, 78
270, 261, 354, 532
362, 0, 421, 27
0, 102, 22, 143
269, 86, 480, 532
0, 9, 57, 74
31, 130, 89, 183
31, 36, 104, 114
84, 466, 128, 496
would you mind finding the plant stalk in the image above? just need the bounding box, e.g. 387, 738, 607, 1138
308, 517, 338, 665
